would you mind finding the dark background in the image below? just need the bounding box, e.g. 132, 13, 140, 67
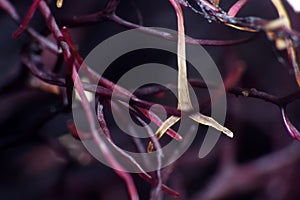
1, 0, 300, 199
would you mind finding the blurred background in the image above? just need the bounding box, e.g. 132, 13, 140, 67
0, 0, 300, 199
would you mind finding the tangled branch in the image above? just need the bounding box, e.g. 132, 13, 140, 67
1, 0, 300, 199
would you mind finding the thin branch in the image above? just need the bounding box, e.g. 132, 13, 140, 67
13, 0, 41, 39
61, 6, 257, 47
281, 107, 300, 141
72, 68, 139, 200
191, 142, 300, 200
228, 0, 251, 17
37, 1, 139, 199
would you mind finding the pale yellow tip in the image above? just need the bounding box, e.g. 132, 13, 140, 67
56, 0, 63, 8
223, 128, 234, 138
